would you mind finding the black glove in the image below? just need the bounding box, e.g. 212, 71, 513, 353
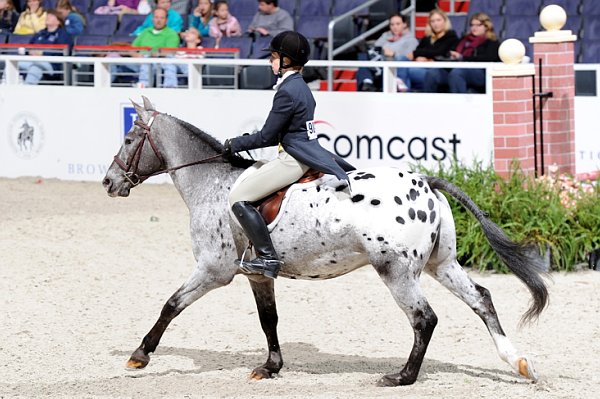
223, 139, 233, 157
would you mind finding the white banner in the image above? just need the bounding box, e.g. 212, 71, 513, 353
575, 97, 600, 175
1, 86, 496, 182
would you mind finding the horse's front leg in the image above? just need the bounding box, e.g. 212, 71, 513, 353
127, 263, 235, 369
247, 277, 283, 379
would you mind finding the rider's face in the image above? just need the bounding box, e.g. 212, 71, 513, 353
270, 52, 280, 75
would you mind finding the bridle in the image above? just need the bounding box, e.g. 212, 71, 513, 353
112, 111, 225, 186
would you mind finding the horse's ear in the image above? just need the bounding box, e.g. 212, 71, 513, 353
130, 99, 145, 119
142, 96, 155, 111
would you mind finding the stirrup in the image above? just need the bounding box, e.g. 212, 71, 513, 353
237, 257, 282, 279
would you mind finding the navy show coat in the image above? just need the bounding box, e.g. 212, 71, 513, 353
230, 72, 355, 182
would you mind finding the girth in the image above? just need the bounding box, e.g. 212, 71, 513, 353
256, 169, 324, 225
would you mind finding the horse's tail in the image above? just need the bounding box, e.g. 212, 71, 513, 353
426, 176, 549, 324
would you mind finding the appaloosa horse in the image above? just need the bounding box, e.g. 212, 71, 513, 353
102, 97, 548, 386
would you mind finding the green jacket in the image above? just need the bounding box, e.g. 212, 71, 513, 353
132, 27, 180, 52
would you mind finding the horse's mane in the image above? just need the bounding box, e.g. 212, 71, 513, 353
170, 115, 255, 169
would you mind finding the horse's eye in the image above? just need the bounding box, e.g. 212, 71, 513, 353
124, 137, 133, 145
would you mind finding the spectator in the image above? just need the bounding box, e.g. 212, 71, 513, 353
18, 10, 73, 84
188, 0, 212, 37
114, 7, 180, 87
132, 0, 183, 35
147, 0, 188, 15
247, 0, 293, 37
170, 26, 204, 85
94, 0, 140, 20
13, 0, 47, 35
423, 12, 500, 93
56, 0, 85, 36
209, 0, 241, 42
357, 13, 418, 92
395, 8, 458, 91
0, 0, 19, 33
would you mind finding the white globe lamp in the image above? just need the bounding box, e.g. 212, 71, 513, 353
540, 5, 567, 31
498, 39, 526, 64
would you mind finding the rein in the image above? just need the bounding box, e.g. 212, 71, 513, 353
113, 111, 225, 186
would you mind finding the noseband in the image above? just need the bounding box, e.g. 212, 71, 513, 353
113, 111, 225, 186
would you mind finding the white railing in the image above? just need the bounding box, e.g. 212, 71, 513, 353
2, 53, 499, 93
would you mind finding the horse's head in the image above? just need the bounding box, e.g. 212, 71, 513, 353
103, 96, 166, 197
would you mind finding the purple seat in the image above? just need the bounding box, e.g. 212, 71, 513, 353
583, 16, 600, 40
333, 0, 369, 16
582, 0, 600, 15
504, 0, 542, 16
229, 1, 257, 17
0, 33, 8, 44
252, 35, 271, 59
581, 39, 600, 63
85, 13, 118, 35
468, 0, 503, 16
504, 16, 541, 38
115, 13, 146, 36
110, 34, 135, 44
449, 14, 468, 35
200, 36, 215, 49
8, 34, 33, 44
298, 0, 332, 17
278, 0, 296, 16
237, 15, 254, 32
91, 0, 107, 12
71, 0, 92, 13
75, 34, 110, 45
219, 36, 253, 58
296, 15, 330, 39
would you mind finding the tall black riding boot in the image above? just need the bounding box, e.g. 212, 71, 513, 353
232, 201, 282, 279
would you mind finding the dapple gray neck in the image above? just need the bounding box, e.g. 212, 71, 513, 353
152, 115, 243, 212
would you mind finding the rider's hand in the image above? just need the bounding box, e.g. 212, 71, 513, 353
223, 139, 233, 157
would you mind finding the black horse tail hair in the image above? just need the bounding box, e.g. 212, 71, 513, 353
426, 176, 549, 324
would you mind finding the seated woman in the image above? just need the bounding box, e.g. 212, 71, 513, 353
357, 13, 418, 92
209, 0, 241, 45
56, 0, 85, 36
13, 0, 46, 35
0, 0, 20, 33
188, 0, 212, 37
423, 12, 500, 93
94, 0, 139, 20
18, 10, 73, 84
395, 8, 458, 92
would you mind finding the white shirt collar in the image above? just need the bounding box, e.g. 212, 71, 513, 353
273, 70, 298, 90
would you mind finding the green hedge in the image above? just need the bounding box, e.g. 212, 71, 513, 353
418, 161, 600, 272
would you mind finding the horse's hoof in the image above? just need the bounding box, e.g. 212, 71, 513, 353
249, 367, 273, 380
517, 356, 538, 381
126, 348, 150, 369
376, 373, 416, 387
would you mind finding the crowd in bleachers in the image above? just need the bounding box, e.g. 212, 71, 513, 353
1, 0, 599, 88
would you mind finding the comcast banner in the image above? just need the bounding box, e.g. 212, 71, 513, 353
0, 86, 494, 181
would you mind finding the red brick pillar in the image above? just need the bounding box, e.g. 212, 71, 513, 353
530, 35, 577, 175
491, 60, 536, 178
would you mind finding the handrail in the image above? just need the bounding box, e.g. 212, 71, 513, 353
326, 0, 416, 91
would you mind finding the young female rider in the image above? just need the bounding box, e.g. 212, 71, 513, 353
223, 30, 355, 279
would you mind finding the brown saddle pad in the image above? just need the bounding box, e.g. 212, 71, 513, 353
256, 169, 324, 225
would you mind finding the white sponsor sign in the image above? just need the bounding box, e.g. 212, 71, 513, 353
0, 86, 496, 182
575, 97, 600, 174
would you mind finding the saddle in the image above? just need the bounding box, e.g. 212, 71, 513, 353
255, 169, 324, 225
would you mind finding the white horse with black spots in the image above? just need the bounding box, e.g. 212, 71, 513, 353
102, 98, 548, 386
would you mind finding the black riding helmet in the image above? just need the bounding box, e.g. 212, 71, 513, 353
264, 31, 310, 72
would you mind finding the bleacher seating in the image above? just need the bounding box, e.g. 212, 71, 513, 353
90, 0, 106, 12
114, 14, 146, 36
85, 14, 118, 36
542, 0, 580, 15
468, 0, 503, 16
581, 0, 600, 15
503, 0, 542, 16
72, 0, 92, 13
581, 39, 600, 63
219, 36, 252, 58
8, 34, 33, 44
75, 34, 110, 45
332, 0, 369, 16
0, 33, 8, 44
583, 17, 600, 40
448, 14, 468, 35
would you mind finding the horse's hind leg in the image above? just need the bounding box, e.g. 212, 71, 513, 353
247, 278, 283, 380
372, 262, 438, 386
127, 265, 233, 369
425, 259, 538, 380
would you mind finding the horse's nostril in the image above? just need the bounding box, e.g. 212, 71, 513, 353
102, 178, 111, 187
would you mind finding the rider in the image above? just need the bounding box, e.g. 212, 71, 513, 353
223, 30, 355, 279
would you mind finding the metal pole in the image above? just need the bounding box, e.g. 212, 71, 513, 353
538, 58, 545, 176
532, 73, 538, 177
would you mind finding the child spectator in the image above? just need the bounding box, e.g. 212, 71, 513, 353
13, 0, 46, 35
209, 1, 241, 41
395, 8, 458, 91
168, 27, 204, 86
56, 0, 85, 36
132, 0, 183, 35
423, 12, 500, 93
0, 0, 19, 33
94, 0, 140, 20
247, 0, 293, 37
188, 0, 212, 37
18, 9, 73, 84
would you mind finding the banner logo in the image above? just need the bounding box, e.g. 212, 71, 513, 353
8, 112, 45, 159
